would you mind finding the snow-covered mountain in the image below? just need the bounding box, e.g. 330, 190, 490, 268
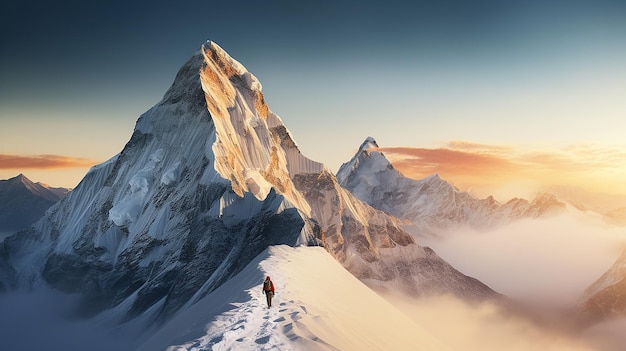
577, 249, 626, 326
0, 174, 69, 239
337, 137, 566, 234
0, 41, 497, 342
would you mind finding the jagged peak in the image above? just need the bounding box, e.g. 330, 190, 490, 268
202, 40, 262, 92
358, 137, 379, 152
198, 40, 267, 123
419, 173, 464, 194
530, 192, 561, 204
2, 173, 66, 202
336, 137, 397, 184
424, 173, 442, 182
7, 173, 35, 189
13, 173, 27, 181
150, 40, 264, 124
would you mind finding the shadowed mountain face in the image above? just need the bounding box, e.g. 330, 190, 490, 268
0, 42, 497, 333
0, 174, 69, 237
578, 250, 626, 326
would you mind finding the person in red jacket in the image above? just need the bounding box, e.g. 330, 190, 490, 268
262, 276, 275, 308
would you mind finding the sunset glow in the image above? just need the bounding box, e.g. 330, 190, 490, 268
0, 154, 98, 170
378, 141, 626, 201
2, 2, 626, 350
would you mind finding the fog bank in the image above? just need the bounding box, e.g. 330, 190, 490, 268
381, 292, 623, 351
423, 212, 626, 310
0, 290, 136, 351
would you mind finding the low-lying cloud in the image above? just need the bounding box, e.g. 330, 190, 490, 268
422, 212, 626, 311
0, 290, 136, 351
382, 292, 626, 351
0, 154, 98, 169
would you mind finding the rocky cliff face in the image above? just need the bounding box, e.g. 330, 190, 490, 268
1, 42, 498, 332
292, 168, 498, 300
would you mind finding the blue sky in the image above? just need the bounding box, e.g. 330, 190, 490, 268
1, 0, 625, 194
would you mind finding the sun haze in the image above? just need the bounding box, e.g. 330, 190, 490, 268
377, 141, 626, 202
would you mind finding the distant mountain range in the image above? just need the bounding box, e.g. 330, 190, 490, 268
545, 185, 626, 226
337, 137, 566, 236
0, 174, 69, 238
337, 138, 626, 328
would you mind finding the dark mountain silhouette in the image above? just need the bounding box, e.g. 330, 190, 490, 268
0, 174, 69, 237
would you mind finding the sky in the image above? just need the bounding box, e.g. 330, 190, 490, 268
1, 0, 625, 200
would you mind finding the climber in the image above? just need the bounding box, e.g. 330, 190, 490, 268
262, 276, 275, 308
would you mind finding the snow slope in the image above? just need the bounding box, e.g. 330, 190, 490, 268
139, 245, 450, 351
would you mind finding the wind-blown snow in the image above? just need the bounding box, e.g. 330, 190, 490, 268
109, 149, 164, 226
161, 161, 182, 185
139, 245, 450, 351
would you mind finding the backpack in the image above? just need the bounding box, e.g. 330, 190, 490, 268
264, 280, 272, 291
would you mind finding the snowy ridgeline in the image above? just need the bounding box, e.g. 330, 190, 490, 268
137, 244, 616, 351
1, 245, 619, 351
139, 245, 449, 351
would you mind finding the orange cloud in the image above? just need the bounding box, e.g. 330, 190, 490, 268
376, 146, 515, 175
445, 141, 514, 154
374, 142, 626, 200
0, 154, 99, 169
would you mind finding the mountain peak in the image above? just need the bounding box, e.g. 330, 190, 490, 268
358, 137, 379, 152
11, 173, 30, 183
0, 174, 68, 233
336, 137, 394, 187
424, 173, 442, 182
6, 173, 39, 193
203, 40, 262, 93
5, 174, 70, 201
